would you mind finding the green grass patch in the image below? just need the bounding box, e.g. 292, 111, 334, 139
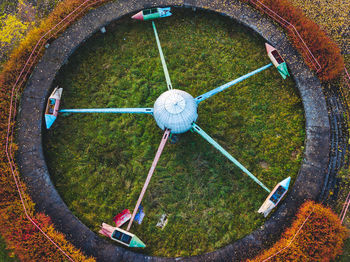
336, 236, 350, 262
43, 8, 305, 257
0, 235, 18, 261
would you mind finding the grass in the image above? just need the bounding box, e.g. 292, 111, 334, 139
0, 235, 18, 261
337, 237, 350, 262
43, 8, 305, 257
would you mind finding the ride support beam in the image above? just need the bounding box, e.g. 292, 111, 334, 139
59, 108, 154, 114
192, 123, 270, 193
195, 63, 273, 104
152, 21, 173, 90
126, 129, 170, 231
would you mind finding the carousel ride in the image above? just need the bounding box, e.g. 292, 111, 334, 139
45, 7, 291, 248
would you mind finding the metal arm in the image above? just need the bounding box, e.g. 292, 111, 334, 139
194, 63, 272, 104
152, 21, 173, 90
127, 129, 170, 231
192, 123, 270, 193
59, 108, 153, 114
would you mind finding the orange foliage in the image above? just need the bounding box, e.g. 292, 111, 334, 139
0, 165, 96, 261
249, 201, 349, 261
247, 0, 344, 81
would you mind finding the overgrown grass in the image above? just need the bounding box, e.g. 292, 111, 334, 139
43, 9, 305, 257
0, 235, 18, 261
336, 237, 350, 262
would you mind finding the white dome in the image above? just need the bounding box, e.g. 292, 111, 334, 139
153, 89, 198, 134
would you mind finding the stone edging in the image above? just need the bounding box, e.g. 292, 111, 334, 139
17, 0, 330, 261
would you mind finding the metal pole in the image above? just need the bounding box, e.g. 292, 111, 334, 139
59, 108, 153, 114
192, 123, 270, 193
195, 63, 273, 104
152, 21, 173, 90
127, 129, 170, 231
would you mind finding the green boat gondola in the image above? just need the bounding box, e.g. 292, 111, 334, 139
99, 222, 146, 248
132, 7, 172, 21
265, 43, 290, 79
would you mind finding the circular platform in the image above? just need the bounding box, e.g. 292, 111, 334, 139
17, 1, 330, 261
153, 89, 198, 134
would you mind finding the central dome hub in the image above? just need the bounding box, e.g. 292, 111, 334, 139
164, 93, 186, 114
153, 89, 198, 134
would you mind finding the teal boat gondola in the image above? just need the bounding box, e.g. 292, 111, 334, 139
99, 222, 146, 248
132, 7, 172, 21
111, 228, 146, 248
265, 43, 290, 79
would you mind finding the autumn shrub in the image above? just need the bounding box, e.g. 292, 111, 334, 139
246, 0, 344, 81
0, 0, 113, 260
249, 201, 349, 261
0, 163, 96, 261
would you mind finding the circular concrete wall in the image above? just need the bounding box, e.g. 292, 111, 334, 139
17, 0, 330, 261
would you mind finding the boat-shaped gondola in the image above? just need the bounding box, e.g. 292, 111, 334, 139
132, 7, 172, 21
258, 177, 291, 217
45, 87, 63, 129
99, 222, 146, 248
265, 43, 290, 79
113, 209, 131, 227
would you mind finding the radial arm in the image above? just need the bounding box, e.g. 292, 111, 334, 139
195, 63, 272, 104
126, 129, 170, 231
59, 108, 153, 114
152, 21, 173, 90
192, 123, 270, 193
